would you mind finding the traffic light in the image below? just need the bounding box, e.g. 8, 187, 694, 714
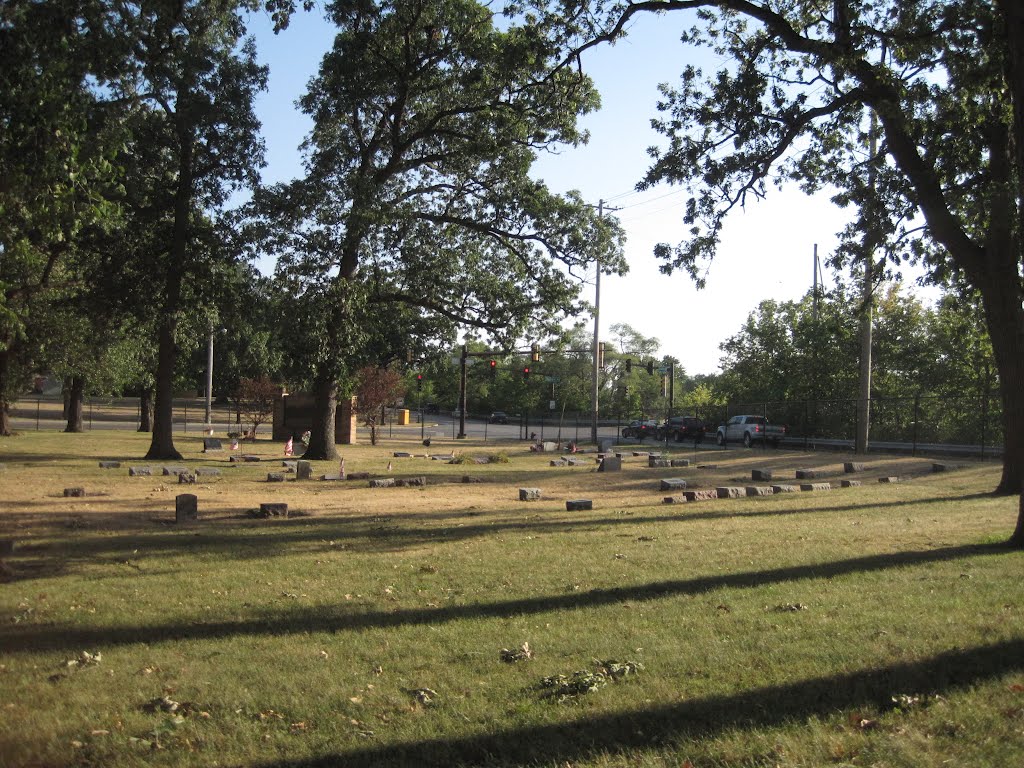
416, 374, 423, 391
531, 343, 540, 362
625, 359, 632, 374
489, 359, 497, 378
646, 360, 654, 375
522, 366, 531, 379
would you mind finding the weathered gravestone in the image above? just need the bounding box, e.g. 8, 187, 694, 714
195, 468, 221, 478
128, 466, 152, 477
202, 438, 223, 452
844, 462, 865, 473
98, 461, 121, 469
267, 473, 285, 482
519, 487, 542, 501
369, 478, 396, 488
683, 489, 718, 502
660, 478, 687, 492
649, 457, 671, 468
841, 479, 863, 488
752, 468, 773, 481
745, 486, 774, 496
771, 484, 800, 494
800, 482, 832, 492
878, 476, 900, 483
163, 466, 189, 476
670, 458, 691, 467
795, 469, 818, 480
716, 487, 745, 499
598, 455, 622, 473
598, 438, 615, 453
175, 494, 198, 523
566, 499, 593, 511
178, 473, 196, 484
295, 461, 313, 480
63, 487, 86, 497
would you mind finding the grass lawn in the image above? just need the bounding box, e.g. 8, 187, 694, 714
1, 430, 1022, 767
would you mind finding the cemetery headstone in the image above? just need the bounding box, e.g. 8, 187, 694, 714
795, 469, 818, 480
195, 468, 221, 478
178, 473, 196, 484
844, 462, 865, 473
267, 472, 285, 482
683, 489, 719, 502
98, 461, 121, 469
566, 499, 593, 511
162, 466, 189, 476
369, 478, 396, 488
175, 494, 198, 523
203, 438, 223, 452
800, 482, 833, 492
841, 479, 863, 488
670, 458, 691, 467
878, 476, 900, 483
745, 486, 774, 496
296, 460, 313, 480
128, 466, 152, 477
716, 487, 745, 499
598, 455, 622, 473
660, 478, 687, 491
752, 468, 773, 481
771, 484, 800, 493
63, 487, 86, 497
519, 487, 542, 501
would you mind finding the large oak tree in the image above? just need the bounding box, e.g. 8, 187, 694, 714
554, 0, 1024, 543
254, 0, 626, 460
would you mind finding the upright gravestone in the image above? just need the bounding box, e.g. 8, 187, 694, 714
203, 438, 223, 452
295, 460, 313, 480
175, 494, 198, 523
598, 455, 622, 472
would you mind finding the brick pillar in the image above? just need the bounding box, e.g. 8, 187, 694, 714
335, 396, 358, 445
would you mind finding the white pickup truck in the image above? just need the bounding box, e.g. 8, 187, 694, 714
716, 415, 786, 447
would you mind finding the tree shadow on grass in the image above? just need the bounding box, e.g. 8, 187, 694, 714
252, 638, 1024, 767
3, 542, 1013, 653
1, 492, 1000, 580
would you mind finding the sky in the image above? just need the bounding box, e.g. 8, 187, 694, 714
247, 5, 928, 376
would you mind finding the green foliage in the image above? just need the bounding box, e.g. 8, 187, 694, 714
251, 0, 626, 404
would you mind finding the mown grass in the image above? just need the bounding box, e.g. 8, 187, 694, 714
1, 430, 1022, 767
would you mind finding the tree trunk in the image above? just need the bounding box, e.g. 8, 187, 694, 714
0, 349, 13, 437
64, 376, 85, 433
146, 317, 183, 460
1011, 492, 1024, 549
138, 387, 153, 432
301, 374, 339, 460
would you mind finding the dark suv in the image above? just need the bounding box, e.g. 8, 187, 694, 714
658, 416, 707, 442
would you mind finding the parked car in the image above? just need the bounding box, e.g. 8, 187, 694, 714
658, 416, 707, 442
621, 419, 659, 439
716, 415, 786, 447
488, 411, 509, 424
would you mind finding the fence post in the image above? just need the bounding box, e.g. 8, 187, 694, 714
88, 400, 92, 431
36, 398, 40, 431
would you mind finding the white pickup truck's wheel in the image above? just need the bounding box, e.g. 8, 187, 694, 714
717, 431, 726, 446
743, 431, 753, 448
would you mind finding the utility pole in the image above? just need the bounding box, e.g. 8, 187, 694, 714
590, 200, 603, 445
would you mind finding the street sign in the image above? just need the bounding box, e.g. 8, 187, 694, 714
549, 400, 556, 410
544, 375, 560, 383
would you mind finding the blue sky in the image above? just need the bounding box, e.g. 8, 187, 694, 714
246, 6, 912, 376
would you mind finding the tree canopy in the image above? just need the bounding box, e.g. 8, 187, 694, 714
548, 0, 1024, 542
250, 0, 626, 459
